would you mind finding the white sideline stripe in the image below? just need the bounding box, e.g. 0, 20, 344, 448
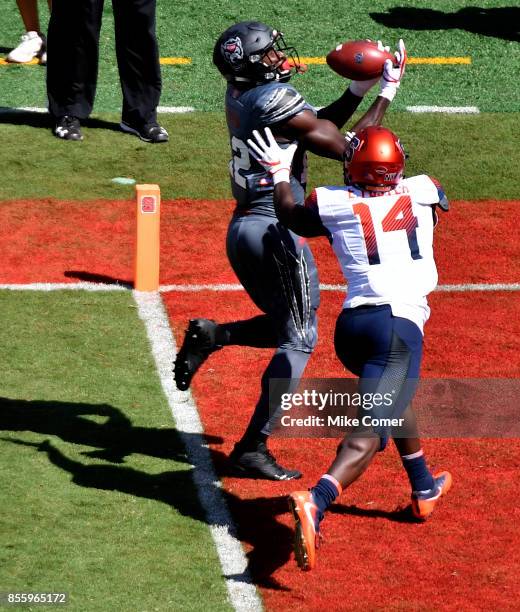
132, 291, 262, 612
159, 282, 520, 293
0, 106, 481, 116
0, 106, 196, 114
435, 283, 520, 292
406, 105, 480, 114
1, 281, 519, 292
0, 282, 129, 291
157, 106, 195, 113
161, 283, 244, 292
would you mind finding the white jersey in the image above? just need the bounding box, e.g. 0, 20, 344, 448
312, 175, 444, 332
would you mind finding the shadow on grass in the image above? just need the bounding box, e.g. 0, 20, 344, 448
0, 397, 294, 590
0, 108, 120, 132
64, 271, 133, 288
0, 397, 200, 463
370, 6, 520, 42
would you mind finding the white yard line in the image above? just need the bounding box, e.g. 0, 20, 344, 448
1, 106, 482, 116
0, 282, 129, 291
160, 282, 520, 293
316, 282, 520, 292
1, 282, 519, 292
0, 106, 196, 114
406, 106, 480, 114
434, 283, 520, 292
156, 106, 195, 113
160, 283, 244, 292
132, 291, 262, 612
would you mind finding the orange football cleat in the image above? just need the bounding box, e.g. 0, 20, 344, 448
288, 491, 322, 571
411, 471, 452, 520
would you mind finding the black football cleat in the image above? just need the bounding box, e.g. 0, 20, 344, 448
174, 318, 221, 391
120, 121, 169, 143
229, 442, 302, 481
54, 115, 83, 141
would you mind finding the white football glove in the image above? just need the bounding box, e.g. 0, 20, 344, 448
344, 130, 356, 145
379, 39, 407, 102
349, 40, 390, 98
247, 128, 297, 185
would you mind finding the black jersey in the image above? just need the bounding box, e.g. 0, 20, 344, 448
224, 81, 315, 216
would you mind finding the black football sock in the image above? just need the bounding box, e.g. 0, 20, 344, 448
215, 315, 278, 348
236, 431, 268, 453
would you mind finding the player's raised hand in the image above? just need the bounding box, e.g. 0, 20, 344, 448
364, 38, 391, 53
349, 40, 391, 98
379, 39, 407, 101
247, 128, 297, 184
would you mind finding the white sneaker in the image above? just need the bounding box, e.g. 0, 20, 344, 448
6, 31, 44, 63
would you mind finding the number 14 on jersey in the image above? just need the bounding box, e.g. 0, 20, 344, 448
353, 196, 422, 265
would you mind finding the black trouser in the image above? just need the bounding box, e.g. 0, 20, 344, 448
47, 0, 161, 126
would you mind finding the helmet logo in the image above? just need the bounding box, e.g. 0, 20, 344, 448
354, 52, 363, 64
222, 36, 244, 66
345, 135, 361, 162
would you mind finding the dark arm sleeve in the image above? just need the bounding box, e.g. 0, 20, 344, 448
274, 184, 329, 238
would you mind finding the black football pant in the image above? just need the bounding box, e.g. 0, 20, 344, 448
221, 213, 320, 439
47, 0, 161, 126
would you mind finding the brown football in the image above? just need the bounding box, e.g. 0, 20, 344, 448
326, 40, 394, 81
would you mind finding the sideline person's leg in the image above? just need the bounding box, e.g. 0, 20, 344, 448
47, 0, 103, 139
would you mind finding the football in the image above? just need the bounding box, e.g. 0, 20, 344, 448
326, 40, 394, 81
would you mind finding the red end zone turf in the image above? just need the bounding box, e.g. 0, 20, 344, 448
165, 289, 520, 609
1, 198, 519, 609
0, 199, 518, 285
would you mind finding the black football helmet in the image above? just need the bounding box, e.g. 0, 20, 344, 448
213, 21, 302, 85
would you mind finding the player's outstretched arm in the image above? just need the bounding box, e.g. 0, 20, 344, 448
316, 87, 363, 128
274, 40, 406, 161
350, 39, 407, 133
275, 111, 347, 160
318, 41, 391, 128
247, 129, 328, 237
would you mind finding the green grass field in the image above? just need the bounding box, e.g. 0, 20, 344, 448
1, 1, 519, 203
0, 292, 231, 610
0, 1, 519, 610
1, 0, 519, 112
0, 112, 518, 201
